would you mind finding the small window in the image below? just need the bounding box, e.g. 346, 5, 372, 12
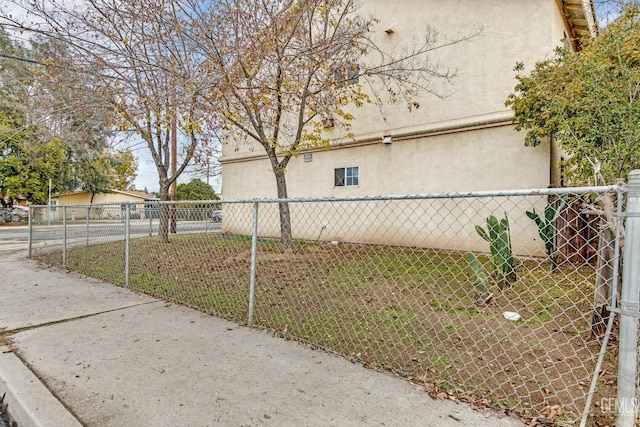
335, 166, 359, 187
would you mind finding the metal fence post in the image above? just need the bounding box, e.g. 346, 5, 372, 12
62, 206, 67, 269
86, 207, 90, 246
247, 202, 259, 325
617, 170, 640, 427
125, 204, 130, 288
581, 186, 626, 427
27, 208, 32, 258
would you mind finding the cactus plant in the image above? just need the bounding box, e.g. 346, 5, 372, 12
526, 196, 567, 272
465, 252, 492, 304
475, 212, 516, 290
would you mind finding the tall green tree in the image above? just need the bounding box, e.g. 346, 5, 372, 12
176, 179, 218, 201
506, 5, 640, 186
1, 0, 211, 241
506, 4, 640, 335
1, 27, 140, 206
0, 28, 33, 206
111, 150, 138, 191
1, 138, 73, 205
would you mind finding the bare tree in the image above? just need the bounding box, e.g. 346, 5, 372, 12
507, 3, 640, 335
180, 0, 481, 249
1, 0, 211, 242
186, 144, 222, 187
2, 0, 479, 246
594, 0, 638, 26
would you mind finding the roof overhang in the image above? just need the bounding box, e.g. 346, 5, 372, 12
53, 189, 158, 201
557, 0, 599, 50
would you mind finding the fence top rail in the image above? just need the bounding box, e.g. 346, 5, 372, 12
219, 185, 623, 204
30, 185, 623, 209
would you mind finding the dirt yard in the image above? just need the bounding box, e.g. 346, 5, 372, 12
37, 234, 619, 425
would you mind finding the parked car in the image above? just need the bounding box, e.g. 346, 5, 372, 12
143, 202, 162, 219
11, 206, 29, 222
0, 209, 12, 223
211, 209, 222, 222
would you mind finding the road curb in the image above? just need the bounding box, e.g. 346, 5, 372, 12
0, 347, 82, 427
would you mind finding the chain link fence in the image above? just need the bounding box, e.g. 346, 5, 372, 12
28, 183, 637, 425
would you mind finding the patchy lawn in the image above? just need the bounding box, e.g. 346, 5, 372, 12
36, 233, 618, 425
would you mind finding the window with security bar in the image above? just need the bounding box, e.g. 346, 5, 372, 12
334, 166, 359, 187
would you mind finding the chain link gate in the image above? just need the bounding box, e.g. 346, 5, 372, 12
28, 178, 638, 425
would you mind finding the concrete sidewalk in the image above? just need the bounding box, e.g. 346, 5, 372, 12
0, 248, 524, 427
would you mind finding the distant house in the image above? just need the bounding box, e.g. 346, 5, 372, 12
218, 0, 598, 254
49, 190, 158, 220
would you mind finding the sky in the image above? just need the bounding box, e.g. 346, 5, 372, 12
132, 150, 161, 193
594, 0, 637, 25
131, 144, 222, 195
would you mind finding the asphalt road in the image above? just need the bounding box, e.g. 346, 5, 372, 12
0, 224, 28, 251
0, 219, 221, 250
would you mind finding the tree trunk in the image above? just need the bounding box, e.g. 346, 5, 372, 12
275, 170, 292, 251
169, 202, 177, 234
591, 224, 615, 338
158, 184, 170, 243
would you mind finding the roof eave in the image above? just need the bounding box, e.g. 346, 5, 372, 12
558, 0, 599, 51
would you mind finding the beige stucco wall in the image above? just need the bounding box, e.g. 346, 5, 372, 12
221, 0, 569, 161
55, 193, 93, 205
221, 195, 548, 256
56, 193, 144, 205
218, 0, 575, 256
346, 0, 557, 133
221, 124, 550, 255
52, 193, 150, 220
223, 124, 551, 199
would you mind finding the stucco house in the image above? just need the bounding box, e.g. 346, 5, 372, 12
49, 190, 158, 220
218, 0, 597, 253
